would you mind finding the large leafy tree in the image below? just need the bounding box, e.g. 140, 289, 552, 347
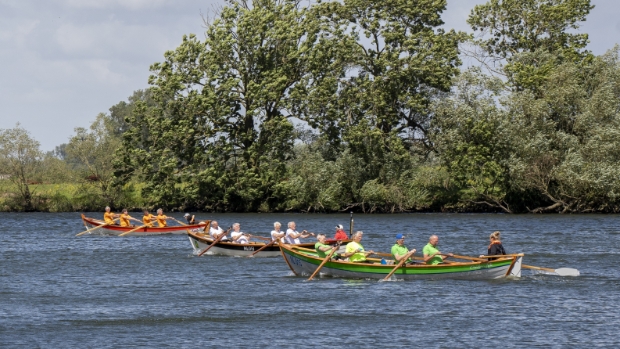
314, 0, 465, 149
117, 0, 338, 211
467, 0, 594, 91
0, 125, 43, 211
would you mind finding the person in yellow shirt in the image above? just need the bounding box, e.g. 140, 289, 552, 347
156, 208, 171, 227
103, 206, 119, 225
119, 209, 141, 227
343, 231, 375, 263
142, 210, 156, 228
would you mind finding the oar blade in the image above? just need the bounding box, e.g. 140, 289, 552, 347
555, 268, 580, 277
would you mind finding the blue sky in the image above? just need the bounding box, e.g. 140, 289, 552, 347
1, 0, 618, 151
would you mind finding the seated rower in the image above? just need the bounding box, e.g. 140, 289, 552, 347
103, 206, 119, 225
142, 210, 156, 228
285, 221, 314, 244
333, 225, 348, 240
271, 222, 286, 243
209, 220, 229, 241
230, 223, 251, 244
391, 234, 416, 265
315, 234, 341, 260
343, 231, 375, 264
119, 209, 141, 227
156, 208, 172, 228
423, 235, 453, 265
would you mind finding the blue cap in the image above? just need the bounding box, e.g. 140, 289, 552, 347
396, 234, 405, 240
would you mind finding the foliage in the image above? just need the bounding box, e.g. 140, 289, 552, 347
0, 124, 44, 211
468, 0, 594, 91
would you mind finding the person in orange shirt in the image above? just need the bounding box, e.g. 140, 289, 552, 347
103, 206, 119, 225
142, 210, 156, 228
119, 209, 141, 227
156, 208, 171, 228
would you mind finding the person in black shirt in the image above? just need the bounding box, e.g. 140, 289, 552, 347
485, 231, 506, 259
184, 213, 196, 225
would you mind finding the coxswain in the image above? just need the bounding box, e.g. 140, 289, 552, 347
333, 224, 348, 240
483, 231, 507, 260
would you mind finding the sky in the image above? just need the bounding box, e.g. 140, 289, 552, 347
1, 0, 619, 151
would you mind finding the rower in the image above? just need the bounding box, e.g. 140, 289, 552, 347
184, 213, 196, 225
103, 206, 119, 225
285, 221, 314, 244
333, 224, 348, 240
391, 234, 416, 265
155, 208, 172, 228
209, 221, 228, 241
342, 231, 375, 263
270, 222, 286, 243
423, 235, 453, 265
230, 223, 251, 244
119, 209, 141, 227
142, 210, 156, 228
315, 234, 341, 260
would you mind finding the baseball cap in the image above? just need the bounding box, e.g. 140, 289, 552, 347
184, 213, 190, 217
335, 224, 344, 230
396, 234, 405, 240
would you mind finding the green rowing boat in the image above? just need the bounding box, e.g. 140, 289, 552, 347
279, 244, 523, 280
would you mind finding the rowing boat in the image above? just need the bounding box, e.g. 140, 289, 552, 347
279, 244, 523, 280
81, 214, 206, 236
187, 229, 346, 257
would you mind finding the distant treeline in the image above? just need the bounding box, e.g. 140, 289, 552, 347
4, 0, 620, 214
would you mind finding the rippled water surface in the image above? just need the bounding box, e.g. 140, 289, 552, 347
1, 212, 619, 347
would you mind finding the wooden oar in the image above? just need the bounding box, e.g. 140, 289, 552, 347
197, 227, 231, 257
118, 225, 147, 237
76, 222, 115, 236
307, 242, 342, 281
382, 249, 416, 281
523, 264, 580, 276
76, 224, 109, 237
171, 218, 187, 226
247, 239, 277, 257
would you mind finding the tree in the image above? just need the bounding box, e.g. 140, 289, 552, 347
66, 113, 122, 206
0, 125, 43, 211
117, 0, 340, 211
467, 0, 594, 91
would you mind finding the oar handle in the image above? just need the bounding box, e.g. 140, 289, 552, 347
383, 249, 416, 281
308, 242, 342, 281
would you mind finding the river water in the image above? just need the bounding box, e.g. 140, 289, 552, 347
1, 212, 618, 347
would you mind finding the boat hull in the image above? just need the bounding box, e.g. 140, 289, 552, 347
81, 214, 206, 236
188, 230, 346, 257
280, 245, 523, 280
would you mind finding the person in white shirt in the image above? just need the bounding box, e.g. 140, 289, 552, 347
230, 223, 250, 244
285, 221, 314, 244
209, 220, 228, 241
271, 222, 286, 243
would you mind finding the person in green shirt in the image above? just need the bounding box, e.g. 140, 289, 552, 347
315, 234, 340, 259
343, 231, 375, 263
391, 234, 416, 265
423, 235, 453, 265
